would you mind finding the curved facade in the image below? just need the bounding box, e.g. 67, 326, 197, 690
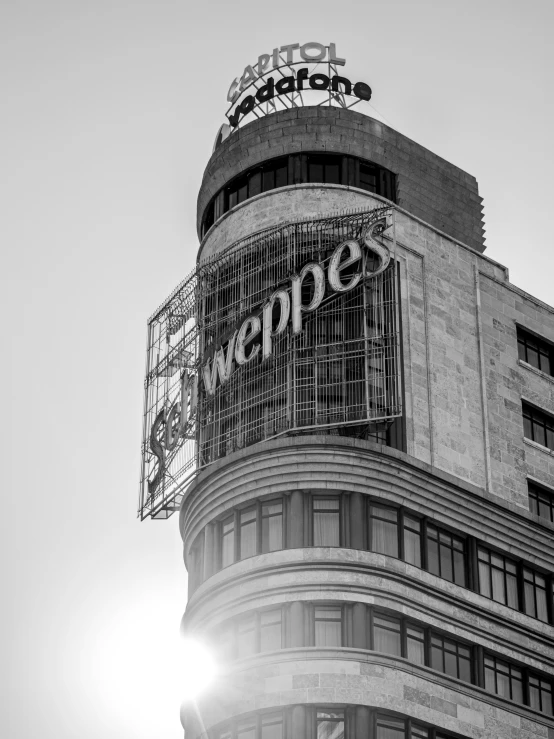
180, 107, 554, 739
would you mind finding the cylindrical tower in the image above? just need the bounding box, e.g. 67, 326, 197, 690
176, 107, 554, 739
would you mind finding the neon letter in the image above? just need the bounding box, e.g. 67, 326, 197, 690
202, 331, 238, 395
328, 240, 362, 292
262, 289, 290, 360
235, 315, 261, 366
291, 263, 325, 335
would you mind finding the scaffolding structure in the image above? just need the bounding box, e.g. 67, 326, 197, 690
139, 207, 401, 520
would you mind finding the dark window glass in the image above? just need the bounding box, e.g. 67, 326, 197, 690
522, 402, 554, 451
239, 506, 257, 560
317, 711, 344, 739
275, 162, 288, 188
260, 609, 282, 652
373, 613, 401, 656
411, 727, 429, 739
517, 327, 553, 376
523, 568, 549, 622
529, 674, 553, 715
477, 547, 519, 609
430, 634, 472, 683
376, 715, 405, 739
406, 624, 426, 665
528, 481, 554, 523
261, 500, 283, 553
314, 607, 342, 647
261, 712, 284, 739
308, 157, 324, 183
403, 514, 422, 567
370, 504, 399, 557
221, 515, 235, 568
484, 655, 523, 703
249, 170, 262, 197
359, 163, 378, 193
262, 168, 275, 191
427, 525, 466, 585
313, 497, 340, 546
237, 614, 256, 658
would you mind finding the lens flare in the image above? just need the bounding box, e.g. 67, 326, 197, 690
180, 638, 218, 701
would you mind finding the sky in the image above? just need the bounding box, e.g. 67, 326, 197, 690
1, 1, 552, 737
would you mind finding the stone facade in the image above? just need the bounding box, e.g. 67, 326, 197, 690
180, 107, 554, 739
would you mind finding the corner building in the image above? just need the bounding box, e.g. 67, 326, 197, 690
180, 107, 554, 739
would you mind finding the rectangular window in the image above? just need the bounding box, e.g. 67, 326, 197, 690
260, 609, 282, 652
373, 613, 402, 656
477, 547, 519, 609
261, 712, 284, 739
406, 624, 426, 665
314, 606, 342, 647
316, 710, 344, 739
427, 525, 466, 585
430, 634, 472, 683
517, 327, 553, 376
370, 504, 399, 557
261, 500, 283, 553
522, 402, 554, 451
523, 568, 549, 622
239, 507, 257, 560
403, 514, 422, 567
484, 654, 523, 703
221, 515, 235, 568
236, 717, 256, 739
313, 497, 340, 546
376, 715, 405, 739
528, 481, 554, 523
359, 163, 378, 193
529, 674, 553, 715
237, 614, 257, 659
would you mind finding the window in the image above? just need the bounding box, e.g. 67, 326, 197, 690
261, 713, 283, 739
313, 497, 340, 546
522, 402, 554, 451
376, 716, 404, 739
427, 525, 466, 585
201, 153, 397, 236
430, 634, 472, 683
403, 514, 422, 567
221, 514, 236, 568
240, 507, 257, 559
237, 614, 257, 659
517, 327, 553, 376
406, 624, 426, 665
370, 504, 399, 557
484, 654, 523, 703
261, 500, 283, 552
316, 710, 344, 739
373, 613, 401, 656
260, 609, 282, 652
477, 547, 519, 609
529, 674, 553, 715
188, 531, 204, 593
314, 607, 342, 647
237, 718, 256, 739
528, 481, 554, 523
523, 568, 549, 622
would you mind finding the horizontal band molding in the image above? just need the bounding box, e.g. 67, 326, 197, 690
189, 650, 554, 736
180, 436, 554, 571
183, 552, 554, 667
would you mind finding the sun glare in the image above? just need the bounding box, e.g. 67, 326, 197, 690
180, 637, 218, 702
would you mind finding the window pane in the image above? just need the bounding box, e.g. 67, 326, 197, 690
315, 607, 342, 646
237, 614, 256, 658
404, 515, 421, 567
376, 716, 405, 739
373, 614, 401, 656
407, 625, 426, 665
506, 572, 519, 609
261, 500, 283, 553
240, 507, 257, 560
237, 718, 256, 739
249, 170, 262, 197
370, 505, 399, 557
317, 712, 344, 739
491, 566, 506, 604
260, 609, 282, 652
478, 560, 491, 597
221, 516, 235, 568
261, 713, 283, 739
313, 498, 340, 546
275, 164, 287, 188
325, 162, 340, 184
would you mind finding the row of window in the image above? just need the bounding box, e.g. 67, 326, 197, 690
201, 153, 397, 236
189, 495, 554, 625
212, 708, 453, 739
211, 603, 553, 715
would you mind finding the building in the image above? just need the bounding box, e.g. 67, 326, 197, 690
165, 104, 554, 739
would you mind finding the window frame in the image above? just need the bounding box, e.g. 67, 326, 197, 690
517, 326, 554, 377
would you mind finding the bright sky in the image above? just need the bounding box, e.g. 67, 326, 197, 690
2, 1, 552, 737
